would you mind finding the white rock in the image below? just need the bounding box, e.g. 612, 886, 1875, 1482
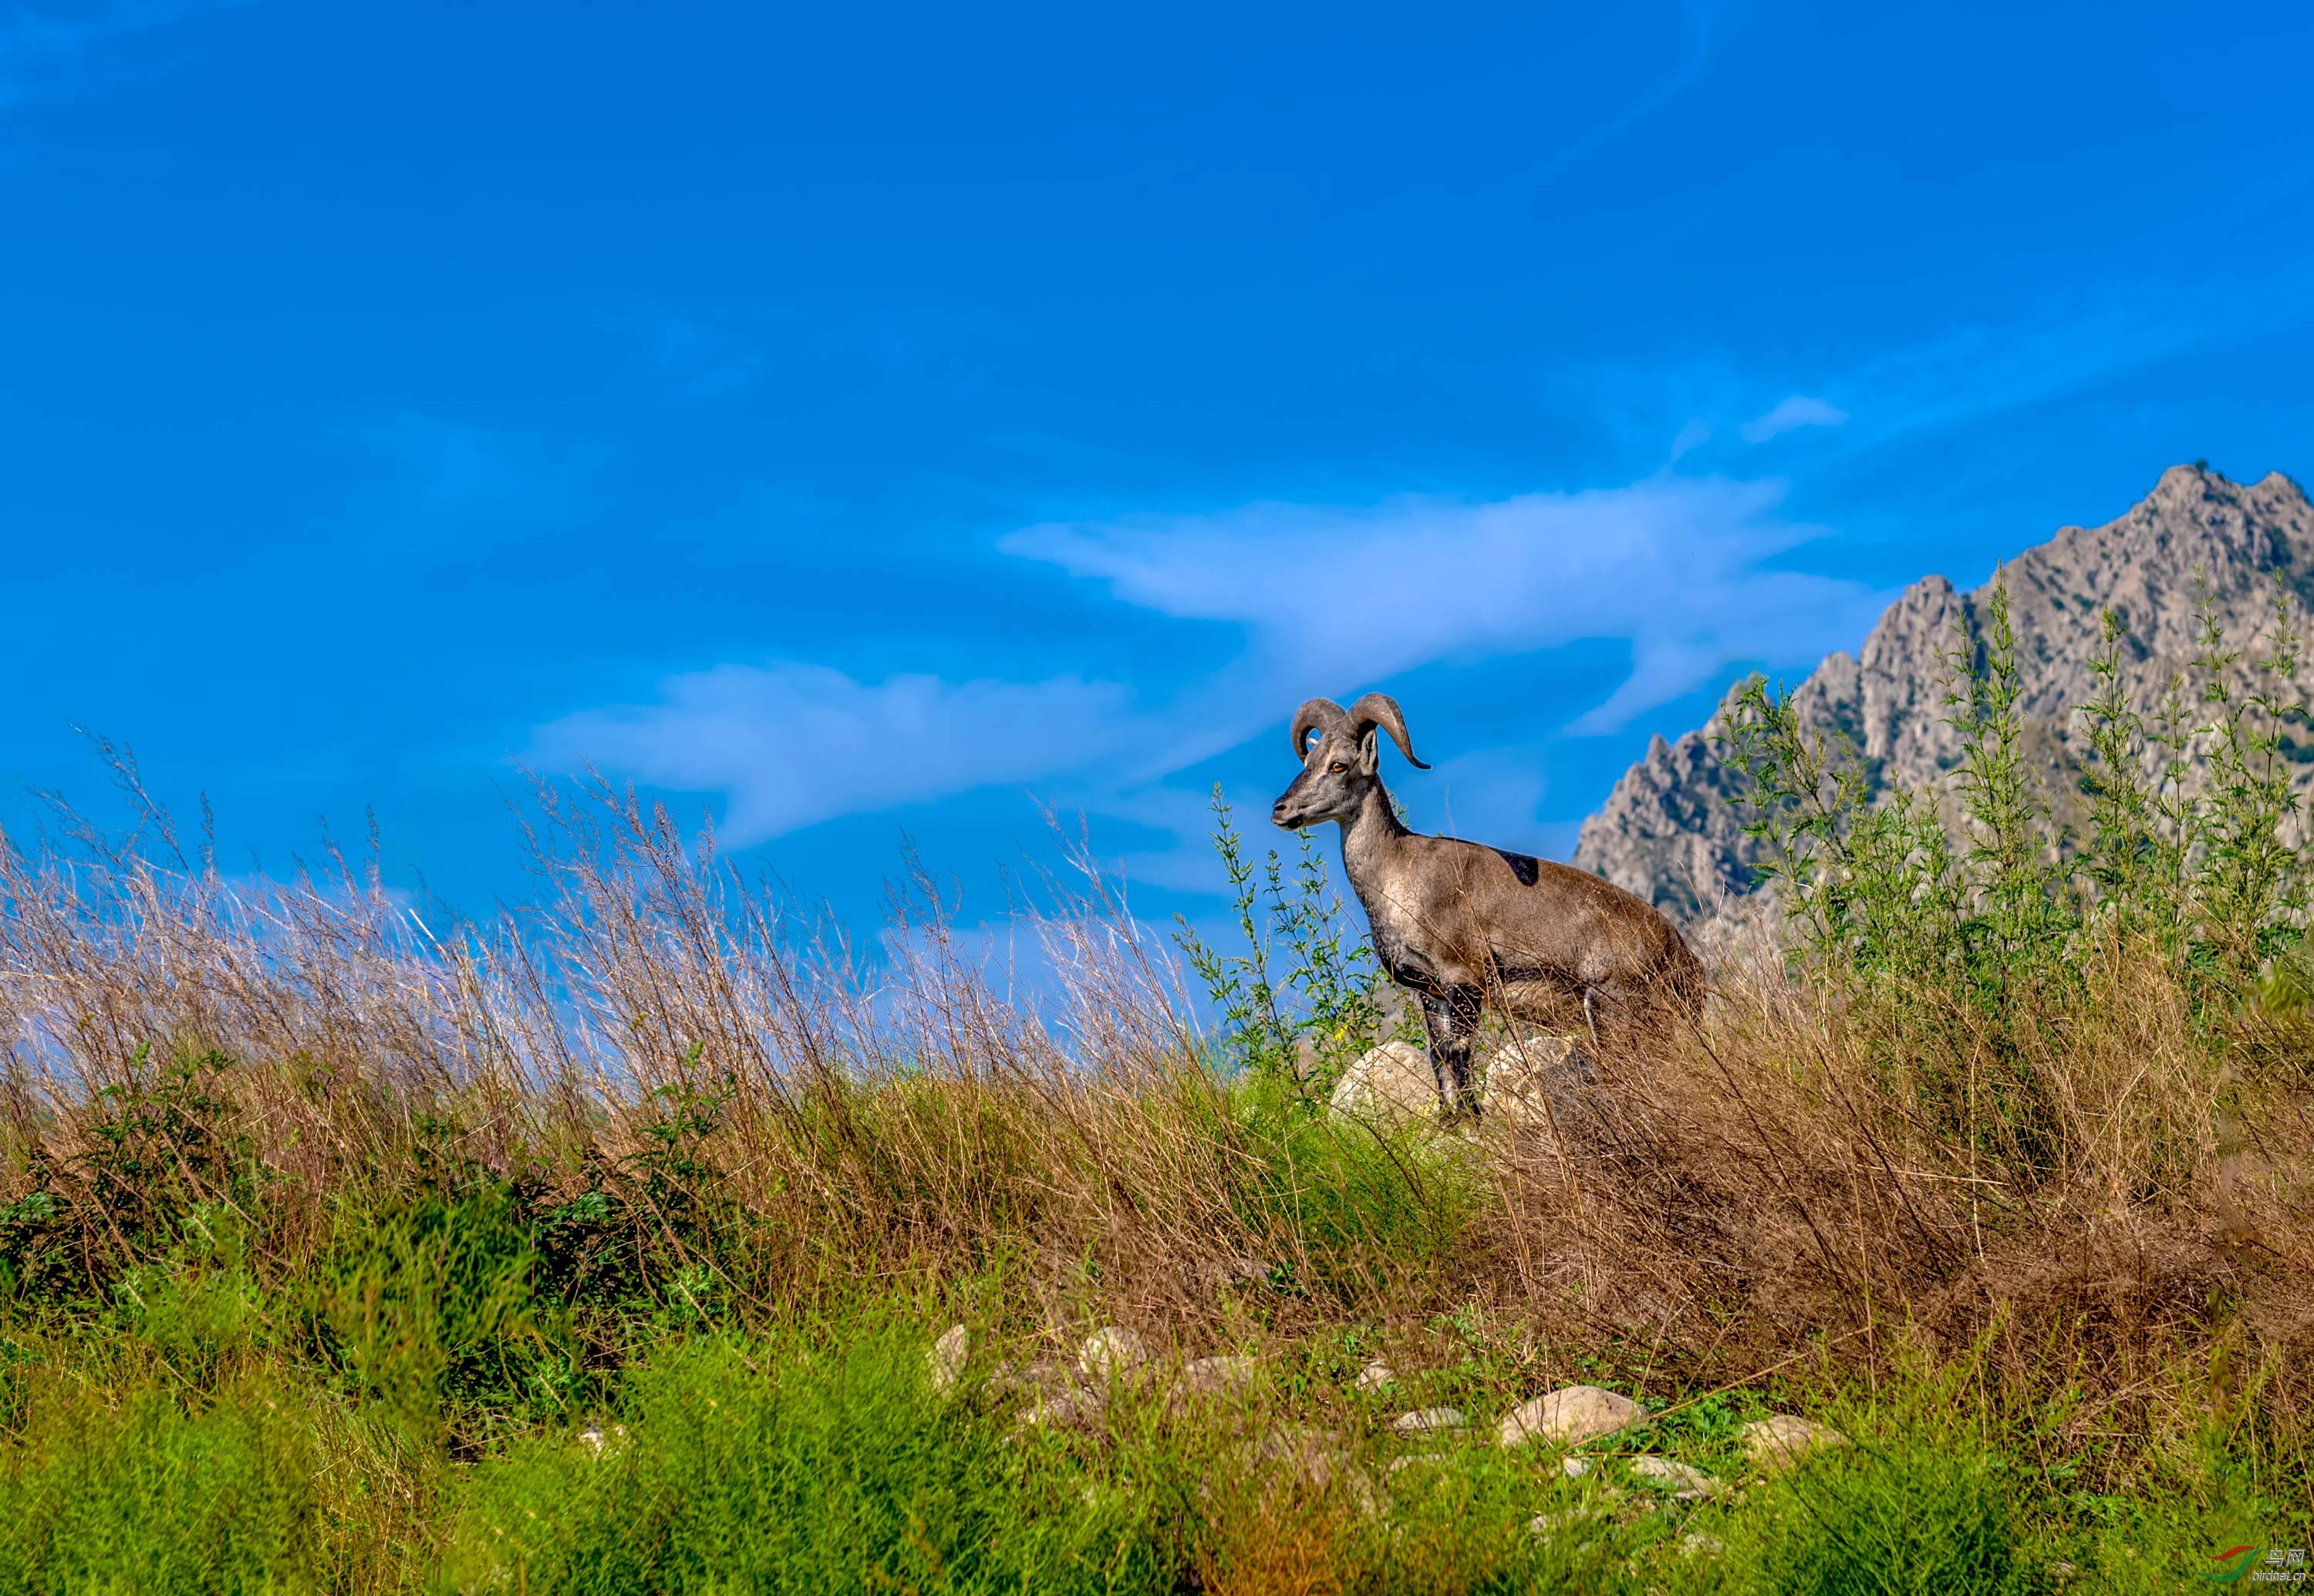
1391, 1406, 1466, 1433
927, 1324, 970, 1395
1479, 1032, 1590, 1126
1630, 1454, 1721, 1499
1172, 1355, 1260, 1402
1327, 1040, 1440, 1123
1740, 1414, 1848, 1473
1498, 1384, 1644, 1449
1526, 1506, 1612, 1549
1561, 1454, 1591, 1479
1078, 1325, 1149, 1383
1681, 1533, 1726, 1557
1354, 1359, 1396, 1392
997, 1351, 1118, 1433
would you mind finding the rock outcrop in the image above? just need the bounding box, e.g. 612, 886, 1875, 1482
1740, 1414, 1849, 1473
1574, 465, 2314, 921
1478, 1032, 1594, 1129
1327, 1039, 1439, 1123
1498, 1383, 1645, 1448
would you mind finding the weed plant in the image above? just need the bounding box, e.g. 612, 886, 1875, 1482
1173, 788, 1405, 1113
1725, 576, 2314, 1193
1727, 575, 2312, 1027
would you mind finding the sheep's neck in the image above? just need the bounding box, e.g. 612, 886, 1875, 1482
1337, 782, 1410, 887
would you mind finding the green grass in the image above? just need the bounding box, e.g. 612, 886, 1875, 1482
0, 1085, 2302, 1593
0, 1237, 2299, 1594
0, 1368, 339, 1594
440, 1314, 1184, 1596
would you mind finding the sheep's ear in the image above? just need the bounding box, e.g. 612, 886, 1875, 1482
1358, 727, 1380, 774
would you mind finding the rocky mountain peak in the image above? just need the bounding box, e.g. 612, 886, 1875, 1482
1572, 465, 2314, 923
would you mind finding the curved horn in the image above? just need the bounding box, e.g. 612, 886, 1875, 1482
1347, 693, 1430, 770
1290, 697, 1348, 760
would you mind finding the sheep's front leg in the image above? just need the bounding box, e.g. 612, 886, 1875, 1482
1418, 987, 1483, 1122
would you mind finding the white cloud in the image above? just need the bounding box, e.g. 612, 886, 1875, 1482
536, 474, 1887, 847
1668, 418, 1713, 463
1739, 395, 1850, 444
1004, 474, 1882, 736
531, 664, 1134, 845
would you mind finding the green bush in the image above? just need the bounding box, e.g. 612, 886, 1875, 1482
1736, 1422, 2032, 1594
440, 1314, 1175, 1595
1176, 788, 1405, 1110
321, 1184, 582, 1429
0, 1376, 332, 1595
1728, 574, 2312, 1024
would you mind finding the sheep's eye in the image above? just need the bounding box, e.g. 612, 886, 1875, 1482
1329, 762, 1348, 774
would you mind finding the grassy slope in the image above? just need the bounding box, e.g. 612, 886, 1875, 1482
0, 771, 2306, 1591
0, 1093, 2300, 1593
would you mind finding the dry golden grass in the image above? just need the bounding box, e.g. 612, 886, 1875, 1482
2, 768, 2309, 1521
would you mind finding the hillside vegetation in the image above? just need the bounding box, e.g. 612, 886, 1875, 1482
1578, 463, 2314, 923
0, 581, 2310, 1591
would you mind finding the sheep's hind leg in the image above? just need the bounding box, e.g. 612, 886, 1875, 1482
1418, 989, 1483, 1122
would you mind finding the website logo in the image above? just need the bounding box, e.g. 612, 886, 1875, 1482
2206, 1545, 2310, 1585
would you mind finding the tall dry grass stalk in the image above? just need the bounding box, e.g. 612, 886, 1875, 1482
0, 772, 1285, 1314
1480, 912, 2314, 1469
2, 767, 2309, 1466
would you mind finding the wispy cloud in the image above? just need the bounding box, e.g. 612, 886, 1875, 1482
1526, 0, 1725, 194
603, 300, 1010, 407
535, 474, 1886, 847
646, 313, 765, 400
1847, 310, 2203, 447
531, 664, 1134, 844
1740, 394, 1849, 444
603, 305, 768, 400
1427, 743, 1555, 845
1563, 303, 2201, 481
1005, 474, 1883, 737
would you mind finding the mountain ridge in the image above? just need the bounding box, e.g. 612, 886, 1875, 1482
1571, 464, 2314, 921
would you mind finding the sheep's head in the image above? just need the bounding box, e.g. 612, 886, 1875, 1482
1271, 693, 1429, 829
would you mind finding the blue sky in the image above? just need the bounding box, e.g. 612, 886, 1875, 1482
5, 0, 2312, 933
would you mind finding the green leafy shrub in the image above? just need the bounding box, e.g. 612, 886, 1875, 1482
1175, 787, 1404, 1112
0, 1376, 332, 1594
442, 1314, 1175, 1595
1725, 572, 2312, 1084
320, 1183, 581, 1429
1736, 1422, 2032, 1595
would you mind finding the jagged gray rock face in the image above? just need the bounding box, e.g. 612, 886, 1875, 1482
1573, 465, 2314, 922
